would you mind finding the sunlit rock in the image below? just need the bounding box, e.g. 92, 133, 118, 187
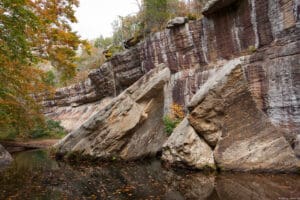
188, 57, 245, 147
189, 63, 300, 172
162, 118, 215, 170
55, 65, 170, 160
43, 0, 300, 172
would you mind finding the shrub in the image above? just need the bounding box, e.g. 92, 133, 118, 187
163, 103, 185, 135
163, 116, 180, 135
171, 103, 185, 119
187, 13, 197, 20
42, 70, 56, 86
30, 119, 66, 139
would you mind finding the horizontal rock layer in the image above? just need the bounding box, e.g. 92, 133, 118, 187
46, 0, 300, 169
44, 0, 300, 137
245, 26, 300, 153
163, 61, 300, 172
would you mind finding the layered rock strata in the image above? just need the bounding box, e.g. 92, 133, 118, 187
163, 62, 300, 172
245, 27, 300, 154
47, 0, 300, 171
55, 65, 170, 160
44, 0, 300, 137
196, 64, 299, 172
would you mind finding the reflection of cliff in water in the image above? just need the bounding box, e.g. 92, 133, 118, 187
0, 150, 299, 200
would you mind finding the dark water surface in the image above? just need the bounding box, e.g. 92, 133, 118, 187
0, 150, 299, 200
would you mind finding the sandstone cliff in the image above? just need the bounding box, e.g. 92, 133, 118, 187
47, 0, 300, 172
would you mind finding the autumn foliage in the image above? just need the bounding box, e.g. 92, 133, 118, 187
163, 103, 185, 135
0, 0, 87, 137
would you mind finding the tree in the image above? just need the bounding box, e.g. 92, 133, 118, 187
143, 0, 169, 32
0, 0, 87, 137
94, 35, 113, 49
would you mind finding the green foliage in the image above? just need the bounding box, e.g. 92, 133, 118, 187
109, 0, 205, 42
94, 35, 113, 49
42, 70, 56, 86
187, 13, 197, 20
0, 0, 87, 137
162, 103, 185, 135
163, 116, 180, 135
30, 119, 66, 139
109, 45, 124, 55
106, 0, 207, 51
0, 119, 66, 140
111, 14, 142, 46
143, 0, 169, 32
65, 42, 106, 86
103, 45, 124, 59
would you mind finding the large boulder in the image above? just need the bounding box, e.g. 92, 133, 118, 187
188, 58, 244, 147
55, 65, 170, 161
188, 60, 300, 172
162, 118, 215, 170
0, 144, 12, 168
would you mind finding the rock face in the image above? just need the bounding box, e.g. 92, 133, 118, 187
188, 63, 300, 172
188, 57, 245, 147
46, 98, 112, 132
46, 0, 300, 170
55, 65, 170, 160
44, 0, 300, 137
245, 27, 300, 153
162, 118, 215, 170
0, 144, 12, 168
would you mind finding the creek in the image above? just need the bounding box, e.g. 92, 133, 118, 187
0, 149, 299, 200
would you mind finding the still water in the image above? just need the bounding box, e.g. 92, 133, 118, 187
0, 149, 299, 200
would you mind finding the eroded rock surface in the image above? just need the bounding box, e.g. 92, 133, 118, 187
46, 98, 111, 132
189, 64, 299, 172
45, 0, 300, 172
188, 57, 245, 147
0, 144, 12, 168
45, 0, 300, 139
162, 118, 215, 170
245, 27, 300, 153
55, 65, 170, 160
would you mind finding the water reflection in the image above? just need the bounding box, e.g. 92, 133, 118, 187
0, 150, 299, 200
